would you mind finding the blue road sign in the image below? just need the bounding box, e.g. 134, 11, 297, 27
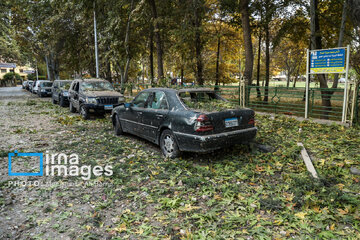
310, 48, 346, 74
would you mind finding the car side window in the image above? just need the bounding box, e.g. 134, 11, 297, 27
74, 82, 79, 92
148, 91, 168, 110
133, 92, 150, 108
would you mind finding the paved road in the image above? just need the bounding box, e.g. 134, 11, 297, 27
0, 86, 29, 98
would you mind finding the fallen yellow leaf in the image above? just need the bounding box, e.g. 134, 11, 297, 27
295, 212, 307, 219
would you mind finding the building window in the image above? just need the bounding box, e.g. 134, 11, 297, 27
9, 69, 14, 73
1, 69, 6, 73
20, 69, 24, 73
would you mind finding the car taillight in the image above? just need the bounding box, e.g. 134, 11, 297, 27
248, 118, 255, 125
195, 114, 214, 132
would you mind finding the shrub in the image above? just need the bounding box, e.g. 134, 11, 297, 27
2, 72, 22, 82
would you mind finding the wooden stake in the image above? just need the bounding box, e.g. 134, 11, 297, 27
297, 142, 319, 179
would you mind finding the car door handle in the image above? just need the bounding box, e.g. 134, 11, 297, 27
156, 114, 164, 119
137, 112, 143, 115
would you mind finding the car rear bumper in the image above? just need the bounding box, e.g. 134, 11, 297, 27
174, 127, 257, 152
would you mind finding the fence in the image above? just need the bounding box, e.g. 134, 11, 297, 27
115, 81, 359, 125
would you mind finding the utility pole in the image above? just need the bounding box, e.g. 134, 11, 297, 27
36, 61, 39, 81
94, 1, 99, 78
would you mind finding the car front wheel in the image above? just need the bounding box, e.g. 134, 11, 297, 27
59, 96, 65, 107
160, 130, 181, 159
69, 101, 76, 113
80, 105, 89, 120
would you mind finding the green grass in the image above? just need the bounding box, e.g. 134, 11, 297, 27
1, 98, 359, 239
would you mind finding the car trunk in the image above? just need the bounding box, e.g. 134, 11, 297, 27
178, 90, 255, 135
196, 108, 254, 135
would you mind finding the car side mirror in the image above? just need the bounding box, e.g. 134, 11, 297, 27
124, 103, 131, 110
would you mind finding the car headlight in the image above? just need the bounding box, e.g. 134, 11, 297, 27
86, 97, 97, 104
41, 89, 46, 92
118, 97, 125, 103
62, 91, 69, 97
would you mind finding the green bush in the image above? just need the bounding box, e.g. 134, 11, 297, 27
27, 73, 46, 80
2, 72, 22, 82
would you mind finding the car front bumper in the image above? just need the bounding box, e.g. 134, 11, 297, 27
83, 103, 122, 112
39, 91, 52, 96
174, 127, 257, 152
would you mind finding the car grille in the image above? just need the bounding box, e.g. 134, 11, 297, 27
97, 97, 118, 104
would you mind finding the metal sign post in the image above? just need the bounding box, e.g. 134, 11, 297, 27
305, 49, 310, 119
342, 45, 350, 122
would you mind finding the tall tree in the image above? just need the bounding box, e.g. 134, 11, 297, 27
148, 0, 164, 83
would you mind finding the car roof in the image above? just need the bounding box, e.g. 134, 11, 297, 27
54, 80, 72, 82
141, 88, 215, 93
75, 78, 109, 83
178, 88, 215, 93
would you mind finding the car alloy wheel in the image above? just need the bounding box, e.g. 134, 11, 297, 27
80, 105, 89, 120
160, 130, 180, 158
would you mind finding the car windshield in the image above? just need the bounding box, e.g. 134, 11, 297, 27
59, 81, 71, 90
41, 82, 52, 87
81, 81, 114, 91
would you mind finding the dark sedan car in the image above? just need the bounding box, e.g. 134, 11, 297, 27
111, 88, 257, 158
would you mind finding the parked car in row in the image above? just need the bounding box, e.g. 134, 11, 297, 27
22, 81, 28, 89
111, 88, 257, 158
52, 80, 72, 107
68, 78, 125, 119
28, 81, 34, 92
37, 81, 53, 97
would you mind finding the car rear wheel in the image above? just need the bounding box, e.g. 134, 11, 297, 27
160, 130, 180, 159
80, 105, 89, 120
59, 96, 65, 107
69, 101, 76, 113
52, 96, 57, 104
114, 115, 123, 136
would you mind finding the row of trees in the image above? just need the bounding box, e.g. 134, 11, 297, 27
1, 1, 360, 100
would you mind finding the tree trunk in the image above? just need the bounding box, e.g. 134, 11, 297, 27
293, 65, 300, 88
106, 62, 112, 83
45, 55, 51, 80
263, 22, 270, 102
149, 26, 154, 86
310, 0, 331, 119
256, 32, 261, 98
148, 0, 164, 83
286, 70, 291, 88
240, 0, 253, 86
215, 36, 221, 90
194, 0, 204, 85
333, 0, 347, 88
121, 0, 134, 93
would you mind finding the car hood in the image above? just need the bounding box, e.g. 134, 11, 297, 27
83, 91, 123, 97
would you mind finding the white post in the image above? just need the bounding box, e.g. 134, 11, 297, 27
342, 45, 350, 123
94, 2, 99, 79
305, 49, 310, 119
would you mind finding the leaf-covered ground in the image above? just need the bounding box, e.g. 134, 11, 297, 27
0, 94, 359, 239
